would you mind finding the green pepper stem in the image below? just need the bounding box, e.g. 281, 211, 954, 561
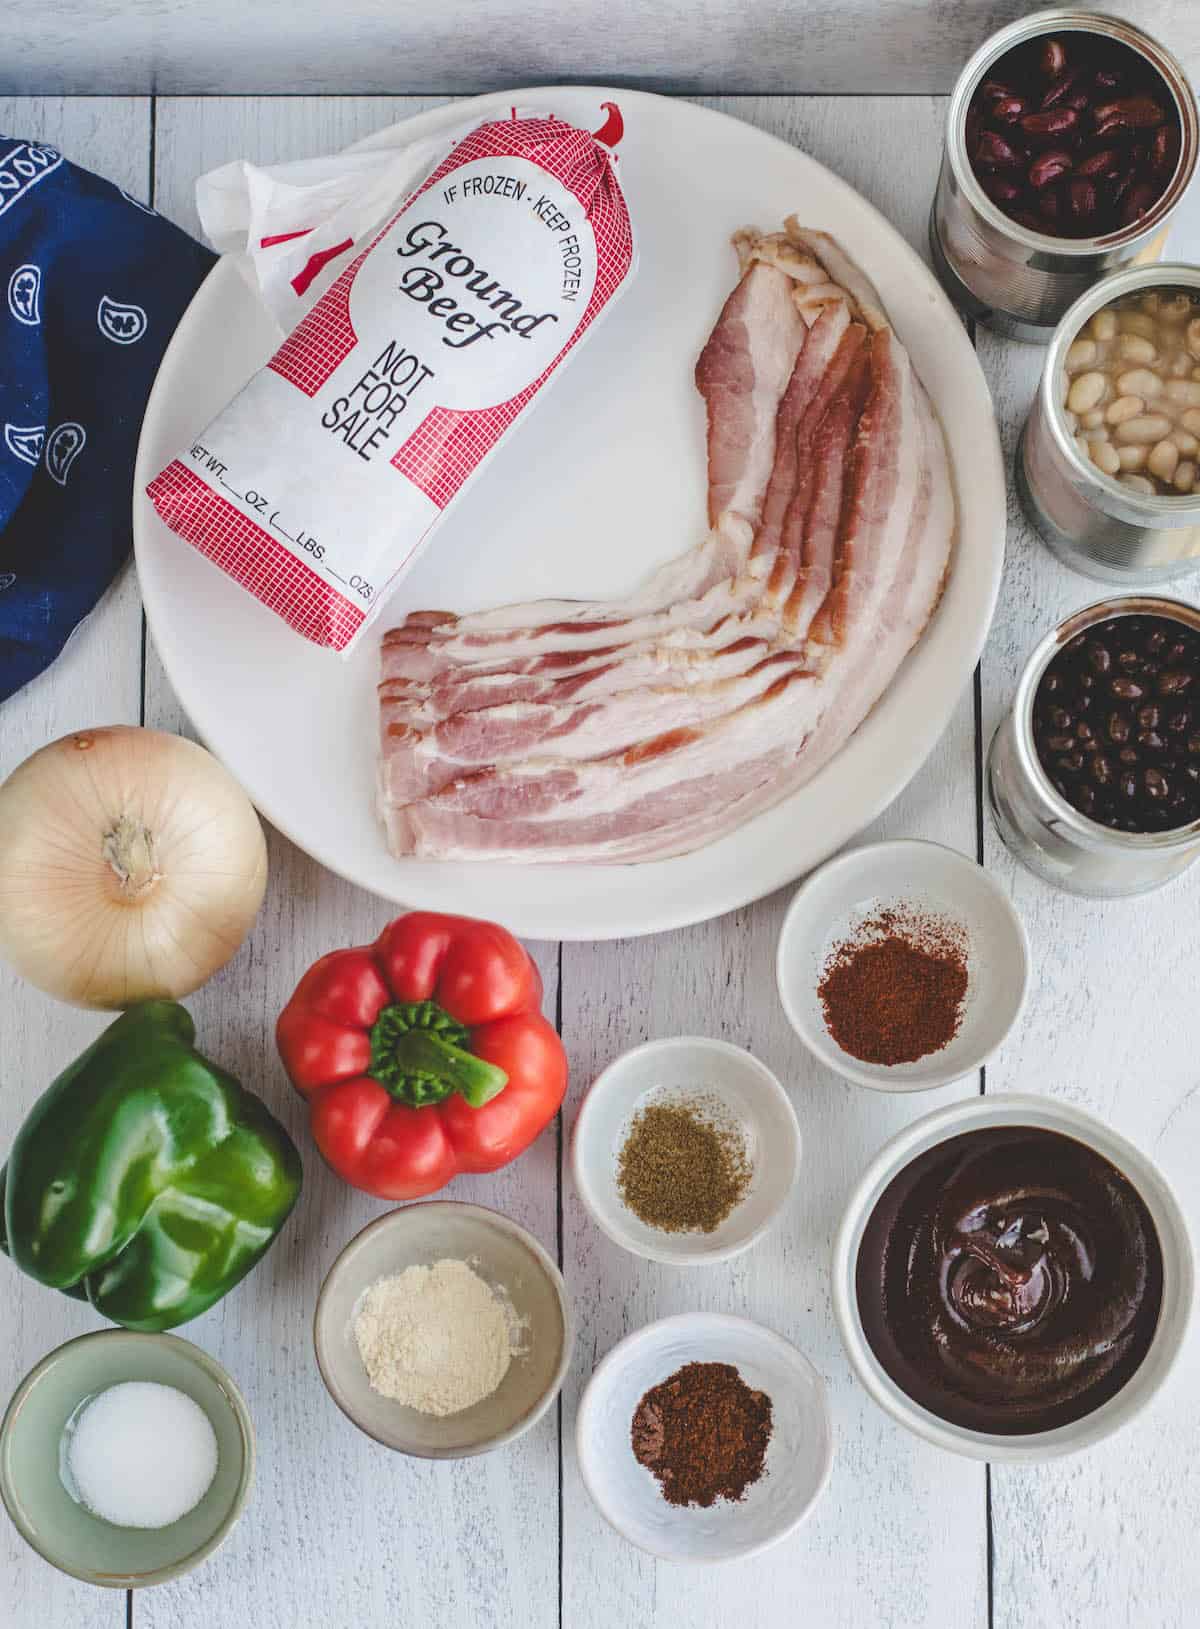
367, 1001, 508, 1109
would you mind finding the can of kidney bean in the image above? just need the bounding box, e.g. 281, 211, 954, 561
1019, 264, 1200, 583
931, 9, 1198, 342
987, 594, 1200, 896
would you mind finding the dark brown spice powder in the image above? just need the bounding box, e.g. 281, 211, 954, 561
631, 1361, 773, 1507
616, 1098, 751, 1233
818, 908, 969, 1066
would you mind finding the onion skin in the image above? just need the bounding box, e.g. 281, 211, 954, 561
0, 726, 268, 1009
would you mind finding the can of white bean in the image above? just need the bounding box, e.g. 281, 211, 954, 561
931, 9, 1198, 342
1019, 264, 1200, 583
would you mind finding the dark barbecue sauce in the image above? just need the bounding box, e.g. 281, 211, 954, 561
856, 1126, 1163, 1434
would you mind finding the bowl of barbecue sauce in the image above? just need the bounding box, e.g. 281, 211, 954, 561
833, 1095, 1192, 1459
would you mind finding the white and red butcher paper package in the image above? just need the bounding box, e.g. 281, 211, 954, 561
147, 108, 636, 652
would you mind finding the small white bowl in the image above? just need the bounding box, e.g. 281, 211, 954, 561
571, 1037, 801, 1266
776, 839, 1029, 1091
833, 1094, 1194, 1462
576, 1313, 833, 1562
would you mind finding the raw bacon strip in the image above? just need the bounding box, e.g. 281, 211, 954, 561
378, 320, 872, 800
385, 318, 942, 861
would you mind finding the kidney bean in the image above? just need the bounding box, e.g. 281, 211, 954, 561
1039, 38, 1067, 79
1067, 177, 1099, 225
1077, 147, 1123, 179
1029, 148, 1074, 189
975, 130, 1025, 171
1094, 95, 1168, 131
981, 173, 1023, 207
1120, 180, 1162, 226
1093, 66, 1122, 92
1040, 64, 1086, 110
991, 95, 1027, 125
1150, 123, 1181, 176
978, 77, 1018, 105
1021, 108, 1081, 145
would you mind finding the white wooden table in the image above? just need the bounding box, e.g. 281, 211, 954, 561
3, 88, 1200, 1629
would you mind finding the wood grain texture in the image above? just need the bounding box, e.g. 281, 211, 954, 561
977, 322, 1200, 1629
0, 94, 150, 1629
139, 93, 559, 1629
559, 93, 987, 1629
4, 1, 1200, 97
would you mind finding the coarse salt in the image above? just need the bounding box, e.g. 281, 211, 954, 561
63, 1381, 219, 1529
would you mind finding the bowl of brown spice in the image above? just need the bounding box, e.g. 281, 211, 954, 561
776, 840, 1030, 1091
576, 1312, 833, 1561
571, 1037, 801, 1266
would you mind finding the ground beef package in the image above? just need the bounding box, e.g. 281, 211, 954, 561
147, 111, 636, 652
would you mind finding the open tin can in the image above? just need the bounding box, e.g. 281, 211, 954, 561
1018, 263, 1200, 584
931, 9, 1198, 342
988, 594, 1200, 896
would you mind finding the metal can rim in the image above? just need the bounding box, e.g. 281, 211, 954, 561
947, 6, 1198, 259
1013, 593, 1200, 851
1041, 261, 1200, 526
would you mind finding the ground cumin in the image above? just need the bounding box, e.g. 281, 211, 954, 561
631, 1361, 773, 1507
616, 1096, 752, 1233
818, 908, 969, 1066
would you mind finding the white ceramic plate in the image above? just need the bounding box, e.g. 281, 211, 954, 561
576, 1312, 833, 1561
134, 86, 1004, 940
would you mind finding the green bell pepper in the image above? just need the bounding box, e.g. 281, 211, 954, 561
0, 1001, 302, 1332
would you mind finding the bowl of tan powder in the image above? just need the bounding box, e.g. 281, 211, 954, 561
314, 1203, 572, 1458
571, 1038, 801, 1267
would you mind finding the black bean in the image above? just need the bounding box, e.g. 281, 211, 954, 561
1167, 708, 1191, 734
1091, 754, 1114, 786
1044, 672, 1062, 693
1138, 730, 1167, 752
1167, 640, 1190, 665
1088, 643, 1113, 674
1059, 751, 1085, 773
1079, 673, 1095, 692
1144, 768, 1169, 800
1119, 772, 1139, 799
1189, 734, 1200, 757
1108, 711, 1131, 743
1158, 669, 1193, 696
1117, 649, 1141, 672
1146, 629, 1167, 654
1075, 783, 1097, 814
1045, 733, 1075, 752
1049, 706, 1073, 731
1137, 704, 1160, 730
1077, 720, 1096, 744
1119, 747, 1140, 767
1110, 677, 1145, 700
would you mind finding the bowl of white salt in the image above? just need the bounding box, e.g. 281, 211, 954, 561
0, 1330, 253, 1588
314, 1201, 572, 1459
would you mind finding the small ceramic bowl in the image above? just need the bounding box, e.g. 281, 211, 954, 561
314, 1201, 572, 1459
833, 1093, 1194, 1461
571, 1036, 801, 1266
0, 1330, 253, 1588
776, 839, 1030, 1091
577, 1312, 833, 1562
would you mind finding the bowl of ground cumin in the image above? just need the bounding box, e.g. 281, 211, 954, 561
571, 1037, 801, 1266
576, 1313, 833, 1561
776, 840, 1030, 1092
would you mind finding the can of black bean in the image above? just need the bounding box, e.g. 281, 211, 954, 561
987, 595, 1200, 895
931, 9, 1198, 342
1019, 264, 1200, 582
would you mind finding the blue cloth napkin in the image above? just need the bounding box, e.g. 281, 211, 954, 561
0, 136, 214, 705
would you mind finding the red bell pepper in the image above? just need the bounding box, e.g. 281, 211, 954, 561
276, 911, 567, 1200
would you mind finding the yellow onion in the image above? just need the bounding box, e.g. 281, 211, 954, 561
0, 725, 267, 1008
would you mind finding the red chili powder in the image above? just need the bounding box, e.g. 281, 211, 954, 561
817, 909, 969, 1066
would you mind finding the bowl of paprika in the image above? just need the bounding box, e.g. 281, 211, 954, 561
776, 840, 1030, 1091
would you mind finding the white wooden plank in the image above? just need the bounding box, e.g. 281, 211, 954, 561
560, 94, 987, 1629
977, 316, 1200, 1629
0, 95, 150, 1629
3, 1, 1200, 97
140, 95, 559, 1629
